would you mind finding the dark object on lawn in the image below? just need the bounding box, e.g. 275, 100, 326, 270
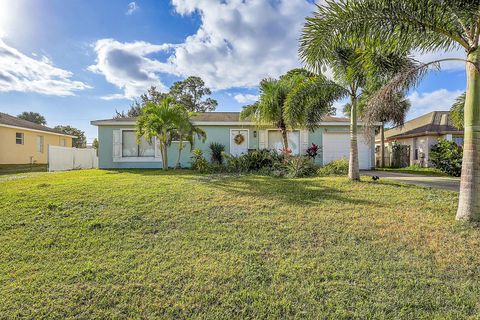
372, 175, 380, 181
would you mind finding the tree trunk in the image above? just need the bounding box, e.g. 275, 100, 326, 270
456, 50, 480, 221
380, 122, 385, 168
176, 140, 183, 169
281, 129, 289, 151
349, 96, 360, 180
162, 144, 169, 170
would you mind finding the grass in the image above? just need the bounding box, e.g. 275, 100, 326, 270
0, 169, 479, 318
375, 166, 450, 177
0, 164, 48, 175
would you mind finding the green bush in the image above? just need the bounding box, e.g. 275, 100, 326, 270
284, 156, 317, 178
224, 149, 284, 173
191, 149, 210, 173
318, 158, 349, 176
429, 139, 462, 177
209, 142, 225, 165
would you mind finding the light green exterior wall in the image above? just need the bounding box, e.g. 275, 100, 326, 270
96, 124, 372, 169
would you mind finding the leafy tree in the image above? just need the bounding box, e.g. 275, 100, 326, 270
174, 112, 206, 169
92, 138, 99, 150
135, 98, 185, 170
430, 139, 463, 177
170, 76, 218, 112
450, 92, 466, 130
307, 0, 479, 221
53, 125, 86, 148
17, 112, 46, 125
241, 69, 340, 152
114, 86, 168, 118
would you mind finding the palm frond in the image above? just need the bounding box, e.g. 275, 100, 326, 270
450, 91, 466, 129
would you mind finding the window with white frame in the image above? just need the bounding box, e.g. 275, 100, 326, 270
37, 135, 44, 153
267, 130, 300, 155
59, 138, 67, 147
122, 130, 155, 157
15, 132, 24, 145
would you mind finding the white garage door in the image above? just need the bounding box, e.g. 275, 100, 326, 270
322, 133, 373, 170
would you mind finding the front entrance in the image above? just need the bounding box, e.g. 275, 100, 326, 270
230, 129, 249, 156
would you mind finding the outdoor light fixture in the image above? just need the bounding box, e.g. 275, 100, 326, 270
253, 130, 257, 138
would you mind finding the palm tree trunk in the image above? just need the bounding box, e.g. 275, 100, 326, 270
456, 50, 480, 221
380, 121, 385, 168
162, 144, 169, 170
176, 140, 183, 169
281, 129, 289, 151
349, 95, 360, 180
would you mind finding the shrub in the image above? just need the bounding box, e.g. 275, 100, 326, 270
318, 158, 349, 176
305, 143, 320, 159
224, 149, 284, 173
429, 139, 462, 176
209, 142, 225, 165
191, 149, 209, 173
284, 156, 317, 178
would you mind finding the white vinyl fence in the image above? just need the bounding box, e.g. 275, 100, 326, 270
48, 146, 98, 172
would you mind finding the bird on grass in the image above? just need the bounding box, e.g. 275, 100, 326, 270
372, 175, 380, 181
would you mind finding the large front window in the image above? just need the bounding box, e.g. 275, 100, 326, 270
267, 130, 300, 155
122, 130, 155, 157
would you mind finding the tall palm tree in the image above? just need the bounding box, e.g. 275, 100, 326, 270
450, 92, 466, 130
241, 70, 340, 152
136, 98, 185, 170
305, 0, 480, 221
174, 116, 206, 169
297, 37, 412, 179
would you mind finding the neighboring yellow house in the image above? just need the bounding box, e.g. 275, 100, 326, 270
0, 112, 75, 164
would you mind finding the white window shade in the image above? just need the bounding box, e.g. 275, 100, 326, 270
267, 130, 300, 155
139, 137, 155, 157
122, 131, 138, 157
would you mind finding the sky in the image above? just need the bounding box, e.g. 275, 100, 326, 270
0, 0, 468, 143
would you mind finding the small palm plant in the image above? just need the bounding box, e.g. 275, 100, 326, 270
209, 142, 225, 165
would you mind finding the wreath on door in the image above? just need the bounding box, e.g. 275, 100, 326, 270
234, 133, 245, 145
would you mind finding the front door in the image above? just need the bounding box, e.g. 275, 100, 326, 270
230, 129, 249, 156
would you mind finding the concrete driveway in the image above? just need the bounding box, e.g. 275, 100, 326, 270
362, 170, 460, 192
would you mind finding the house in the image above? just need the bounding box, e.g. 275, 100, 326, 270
0, 112, 75, 164
91, 112, 376, 169
375, 111, 463, 167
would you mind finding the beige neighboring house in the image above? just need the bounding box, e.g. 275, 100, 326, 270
0, 112, 75, 164
375, 111, 463, 167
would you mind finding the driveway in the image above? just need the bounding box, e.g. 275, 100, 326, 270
362, 170, 460, 191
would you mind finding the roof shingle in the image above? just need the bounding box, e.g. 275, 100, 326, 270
0, 112, 74, 136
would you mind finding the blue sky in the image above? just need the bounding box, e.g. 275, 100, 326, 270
0, 0, 467, 143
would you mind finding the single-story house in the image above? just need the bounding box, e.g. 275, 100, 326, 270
375, 111, 463, 167
91, 112, 376, 169
0, 112, 75, 164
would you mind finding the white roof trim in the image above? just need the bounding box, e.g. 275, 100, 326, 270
0, 124, 77, 138
91, 120, 379, 126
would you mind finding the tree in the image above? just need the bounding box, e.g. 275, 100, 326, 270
170, 76, 218, 112
135, 98, 185, 170
450, 92, 466, 130
241, 69, 341, 152
174, 112, 206, 169
308, 0, 479, 221
92, 138, 99, 150
114, 86, 168, 118
299, 22, 412, 180
53, 125, 86, 148
17, 112, 46, 125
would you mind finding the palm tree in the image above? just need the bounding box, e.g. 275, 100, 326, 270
135, 98, 185, 170
174, 116, 206, 169
450, 92, 466, 130
241, 70, 340, 152
297, 37, 412, 179
305, 0, 479, 221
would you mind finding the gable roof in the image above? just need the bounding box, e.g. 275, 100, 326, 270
379, 111, 462, 141
0, 112, 76, 137
91, 112, 352, 126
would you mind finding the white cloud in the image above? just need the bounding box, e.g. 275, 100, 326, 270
90, 0, 314, 99
0, 39, 90, 96
407, 89, 463, 120
233, 93, 259, 104
88, 39, 175, 99
126, 2, 139, 15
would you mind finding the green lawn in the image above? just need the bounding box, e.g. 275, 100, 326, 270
1, 170, 479, 318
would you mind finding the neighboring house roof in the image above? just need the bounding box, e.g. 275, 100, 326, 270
377, 111, 463, 142
91, 112, 353, 126
0, 112, 76, 138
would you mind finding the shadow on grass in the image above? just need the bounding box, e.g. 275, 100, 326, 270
0, 164, 48, 176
